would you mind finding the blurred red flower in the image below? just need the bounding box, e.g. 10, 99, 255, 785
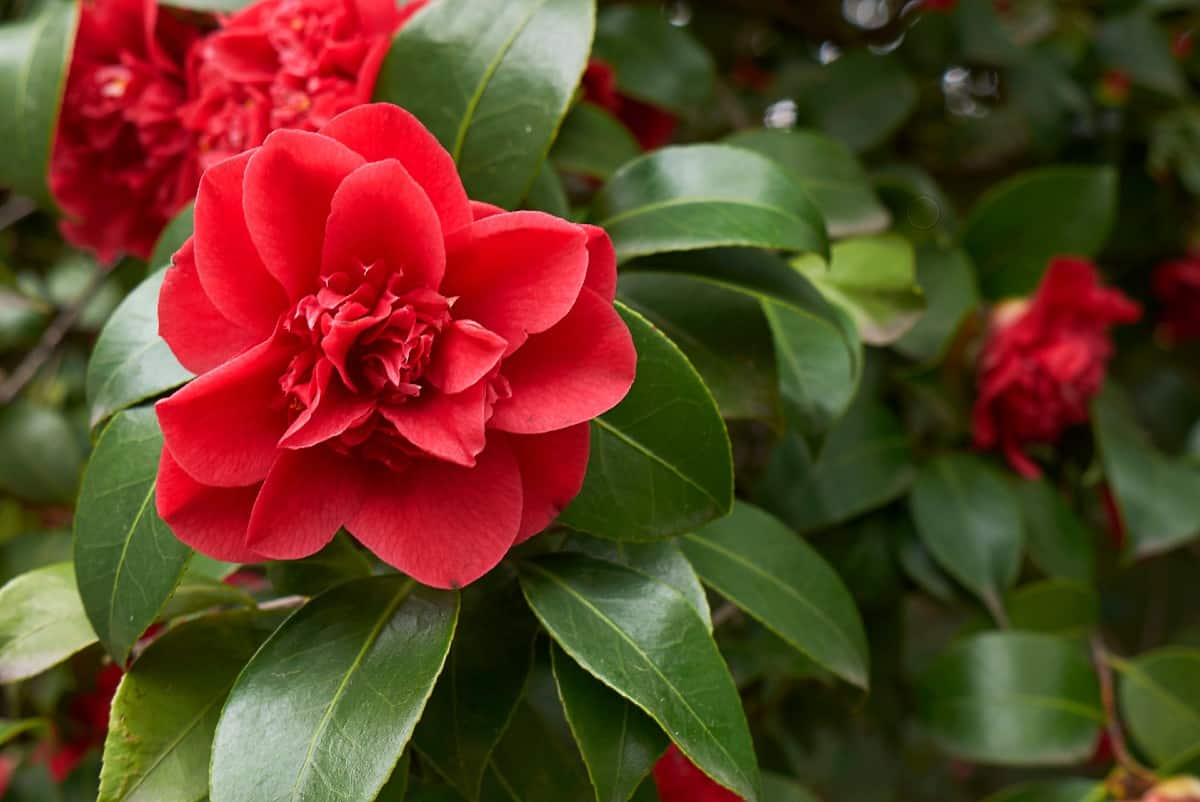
42, 663, 122, 782
582, 59, 677, 151
1153, 256, 1200, 344
972, 257, 1141, 478
653, 745, 743, 802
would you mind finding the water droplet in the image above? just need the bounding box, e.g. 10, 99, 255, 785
664, 0, 692, 26
843, 0, 892, 31
764, 99, 798, 130
818, 41, 842, 65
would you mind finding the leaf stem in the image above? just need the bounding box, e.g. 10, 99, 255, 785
1090, 634, 1156, 781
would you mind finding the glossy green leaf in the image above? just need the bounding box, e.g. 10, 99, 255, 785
724, 129, 890, 238
376, 0, 594, 208
910, 454, 1023, 621
0, 0, 79, 207
592, 5, 714, 114
1115, 648, 1200, 767
1095, 12, 1185, 97
519, 554, 759, 801
917, 632, 1103, 765
1016, 480, 1095, 585
963, 166, 1117, 298
97, 610, 283, 802
148, 204, 194, 272
552, 103, 642, 181
1093, 387, 1200, 557
265, 532, 371, 598
792, 52, 918, 153
594, 145, 829, 262
489, 698, 593, 802
894, 246, 979, 363
0, 401, 84, 504
552, 645, 666, 802
0, 562, 96, 682
158, 569, 254, 622
982, 780, 1105, 802
75, 407, 192, 663
86, 268, 193, 430
680, 502, 869, 689
559, 302, 733, 541
210, 577, 458, 802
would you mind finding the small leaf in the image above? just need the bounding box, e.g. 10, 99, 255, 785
595, 145, 828, 262
0, 718, 48, 747
0, 563, 97, 682
917, 632, 1103, 765
0, 401, 84, 504
552, 103, 642, 181
210, 577, 458, 802
1115, 648, 1200, 768
1016, 480, 1095, 585
519, 553, 760, 801
147, 204, 193, 271
265, 532, 371, 598
681, 502, 869, 688
893, 246, 980, 363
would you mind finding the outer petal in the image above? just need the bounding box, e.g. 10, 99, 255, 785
156, 337, 292, 486
159, 240, 260, 373
490, 288, 636, 434
505, 423, 590, 542
470, 201, 504, 220
582, 224, 617, 301
349, 439, 523, 589
320, 104, 472, 235
426, 320, 507, 394
380, 382, 489, 467
193, 151, 288, 335
320, 159, 445, 289
245, 447, 367, 559
155, 449, 262, 563
442, 212, 589, 354
243, 129, 365, 300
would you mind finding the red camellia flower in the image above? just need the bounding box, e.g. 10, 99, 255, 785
183, 0, 427, 169
972, 257, 1141, 478
582, 59, 677, 151
154, 103, 636, 589
1153, 256, 1200, 343
49, 0, 202, 262
0, 753, 13, 797
653, 745, 743, 802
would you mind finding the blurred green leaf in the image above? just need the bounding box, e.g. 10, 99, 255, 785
894, 246, 979, 363
0, 401, 84, 504
1016, 479, 1095, 585
1095, 11, 1185, 97
982, 780, 1105, 802
552, 103, 641, 181
0, 717, 48, 746
792, 52, 918, 153
0, 562, 96, 682
1003, 580, 1099, 636
148, 204, 194, 272
1115, 647, 1200, 768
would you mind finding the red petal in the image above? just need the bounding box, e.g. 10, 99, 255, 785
158, 240, 259, 373
278, 368, 376, 449
470, 201, 504, 220
321, 159, 445, 289
380, 382, 489, 467
349, 440, 523, 589
654, 745, 744, 802
426, 320, 507, 394
582, 224, 617, 301
245, 448, 366, 559
505, 423, 590, 542
193, 151, 288, 335
442, 212, 589, 354
156, 448, 262, 563
491, 288, 636, 434
320, 104, 472, 235
243, 129, 364, 300
156, 337, 291, 486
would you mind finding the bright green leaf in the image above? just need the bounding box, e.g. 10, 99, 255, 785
0, 563, 96, 682
1115, 648, 1200, 768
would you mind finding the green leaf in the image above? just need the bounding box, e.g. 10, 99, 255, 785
210, 576, 458, 802
148, 204, 194, 272
414, 581, 537, 800
724, 129, 890, 238
488, 697, 593, 802
894, 246, 979, 363
591, 5, 714, 114
97, 610, 283, 802
158, 569, 253, 622
75, 407, 192, 663
792, 52, 918, 153
559, 302, 733, 541
916, 632, 1103, 765
1093, 387, 1200, 557
1003, 580, 1099, 637
0, 0, 79, 207
0, 563, 96, 682
523, 161, 571, 218
552, 645, 666, 802
1095, 12, 1185, 97
265, 532, 371, 598
909, 454, 1022, 621
552, 103, 642, 181
594, 145, 829, 262
982, 780, 1105, 802
792, 234, 924, 346
1115, 647, 1200, 768
680, 502, 869, 689
519, 554, 759, 801
376, 0, 594, 208
0, 717, 48, 747
1016, 479, 1095, 585
963, 166, 1118, 298
85, 268, 193, 431
0, 401, 84, 504
377, 753, 411, 802
761, 773, 820, 802
873, 164, 957, 243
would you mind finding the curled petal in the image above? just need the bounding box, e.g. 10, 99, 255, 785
582, 224, 618, 301
159, 241, 259, 373
426, 320, 507, 395
380, 382, 489, 467
156, 449, 262, 563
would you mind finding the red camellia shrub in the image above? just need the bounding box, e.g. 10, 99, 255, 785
154, 103, 636, 589
1153, 256, 1200, 343
653, 745, 743, 802
582, 59, 677, 151
972, 257, 1141, 478
49, 0, 202, 263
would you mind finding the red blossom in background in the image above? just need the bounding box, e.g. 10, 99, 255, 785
582, 58, 677, 151
49, 0, 202, 263
0, 753, 13, 797
653, 745, 743, 802
972, 257, 1141, 478
923, 0, 958, 11
1153, 256, 1200, 344
42, 663, 122, 782
154, 103, 636, 589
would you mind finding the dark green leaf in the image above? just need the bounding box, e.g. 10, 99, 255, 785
1016, 480, 1095, 585
917, 632, 1103, 765
147, 204, 194, 272
982, 780, 1104, 802
894, 246, 979, 363
0, 401, 84, 504
1095, 12, 1185, 97
1004, 580, 1099, 637
552, 103, 642, 181
523, 161, 571, 218
0, 562, 96, 682
793, 52, 918, 153
963, 166, 1117, 298
560, 302, 733, 541
265, 532, 371, 598
85, 268, 193, 430
488, 698, 593, 802
1115, 647, 1200, 767
519, 554, 759, 801
680, 502, 869, 689
210, 577, 458, 802
75, 407, 192, 663
376, 0, 594, 208
761, 773, 820, 802
376, 753, 411, 802
594, 145, 828, 262
873, 164, 957, 243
